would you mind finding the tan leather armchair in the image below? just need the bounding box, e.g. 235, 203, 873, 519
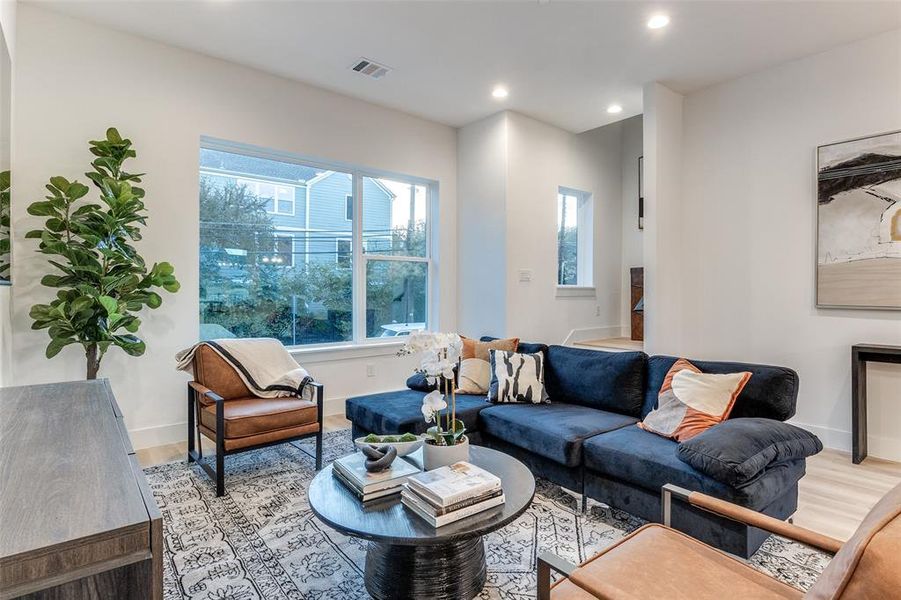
187, 345, 324, 496
539, 481, 901, 599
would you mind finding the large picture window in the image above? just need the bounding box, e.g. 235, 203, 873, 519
199, 143, 433, 347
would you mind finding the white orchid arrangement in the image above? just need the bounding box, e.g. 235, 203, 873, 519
398, 330, 466, 446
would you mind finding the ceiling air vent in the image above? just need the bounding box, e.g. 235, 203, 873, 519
350, 58, 391, 80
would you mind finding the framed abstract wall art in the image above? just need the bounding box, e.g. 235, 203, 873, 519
816, 130, 901, 309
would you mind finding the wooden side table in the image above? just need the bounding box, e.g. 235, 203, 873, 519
851, 344, 901, 464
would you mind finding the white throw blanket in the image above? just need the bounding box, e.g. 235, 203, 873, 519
176, 338, 313, 400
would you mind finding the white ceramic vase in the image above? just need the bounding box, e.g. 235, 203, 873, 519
422, 435, 470, 471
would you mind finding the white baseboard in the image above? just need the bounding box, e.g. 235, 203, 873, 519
129, 395, 347, 450
790, 421, 851, 453
790, 420, 901, 462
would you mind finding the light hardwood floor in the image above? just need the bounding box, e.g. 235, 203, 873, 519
137, 416, 900, 543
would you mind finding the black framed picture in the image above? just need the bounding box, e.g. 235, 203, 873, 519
638, 156, 644, 230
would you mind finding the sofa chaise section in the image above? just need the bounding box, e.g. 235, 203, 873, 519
345, 389, 491, 442
583, 354, 803, 557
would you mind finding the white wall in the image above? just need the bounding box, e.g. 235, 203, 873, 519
11, 5, 458, 448
505, 112, 623, 343
457, 111, 626, 344
642, 82, 685, 354
646, 30, 901, 459
620, 115, 643, 335
457, 112, 508, 339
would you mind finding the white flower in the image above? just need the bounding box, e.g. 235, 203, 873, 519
399, 331, 462, 383
421, 390, 447, 423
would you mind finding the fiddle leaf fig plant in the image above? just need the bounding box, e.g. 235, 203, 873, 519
26, 128, 180, 379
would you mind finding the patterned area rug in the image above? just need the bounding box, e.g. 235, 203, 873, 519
145, 430, 830, 599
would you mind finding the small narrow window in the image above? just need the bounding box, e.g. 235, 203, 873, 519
345, 194, 353, 221
557, 187, 593, 287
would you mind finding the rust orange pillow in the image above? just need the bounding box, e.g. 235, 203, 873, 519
460, 336, 519, 361
638, 358, 751, 442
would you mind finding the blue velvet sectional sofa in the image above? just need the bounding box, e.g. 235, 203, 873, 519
346, 340, 815, 558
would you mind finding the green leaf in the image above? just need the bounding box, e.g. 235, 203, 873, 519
27, 201, 58, 217
145, 292, 162, 309
106, 128, 122, 143
46, 338, 75, 359
98, 295, 118, 315
67, 182, 90, 200
40, 274, 64, 288
49, 176, 70, 192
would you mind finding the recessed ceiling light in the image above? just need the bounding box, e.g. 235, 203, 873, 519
607, 104, 623, 114
647, 14, 670, 29
492, 85, 509, 99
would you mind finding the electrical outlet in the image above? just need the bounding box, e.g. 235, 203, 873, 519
366, 364, 375, 377
595, 305, 601, 316
518, 269, 533, 283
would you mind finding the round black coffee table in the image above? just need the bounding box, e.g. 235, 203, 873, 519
308, 445, 535, 600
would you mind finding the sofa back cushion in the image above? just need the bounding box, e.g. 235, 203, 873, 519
479, 336, 549, 357
642, 356, 798, 421
544, 346, 648, 416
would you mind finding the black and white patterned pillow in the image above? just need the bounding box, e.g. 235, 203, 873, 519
488, 349, 550, 404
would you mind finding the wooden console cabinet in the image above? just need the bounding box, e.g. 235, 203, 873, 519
0, 380, 162, 599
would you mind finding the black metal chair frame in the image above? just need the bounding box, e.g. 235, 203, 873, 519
187, 381, 324, 496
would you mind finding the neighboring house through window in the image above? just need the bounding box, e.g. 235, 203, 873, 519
198, 143, 434, 347
236, 177, 296, 216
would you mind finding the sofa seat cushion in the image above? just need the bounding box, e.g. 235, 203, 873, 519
480, 404, 637, 468
345, 389, 490, 436
583, 425, 806, 509
200, 396, 318, 439
557, 524, 801, 600
544, 346, 647, 417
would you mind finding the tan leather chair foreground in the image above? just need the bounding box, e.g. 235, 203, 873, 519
187, 345, 324, 496
539, 481, 901, 599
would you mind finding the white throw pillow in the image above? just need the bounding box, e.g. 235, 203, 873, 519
457, 358, 491, 394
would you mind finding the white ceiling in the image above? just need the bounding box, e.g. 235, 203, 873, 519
29, 0, 901, 132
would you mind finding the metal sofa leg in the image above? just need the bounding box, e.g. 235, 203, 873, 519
580, 465, 588, 513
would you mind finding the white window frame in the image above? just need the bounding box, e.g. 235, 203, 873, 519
200, 137, 438, 352
236, 177, 296, 216
335, 238, 352, 268
556, 186, 595, 295
271, 233, 294, 268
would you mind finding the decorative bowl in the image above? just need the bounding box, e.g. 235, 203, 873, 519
354, 435, 424, 457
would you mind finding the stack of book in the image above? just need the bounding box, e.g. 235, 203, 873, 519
332, 452, 420, 503
402, 461, 505, 527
